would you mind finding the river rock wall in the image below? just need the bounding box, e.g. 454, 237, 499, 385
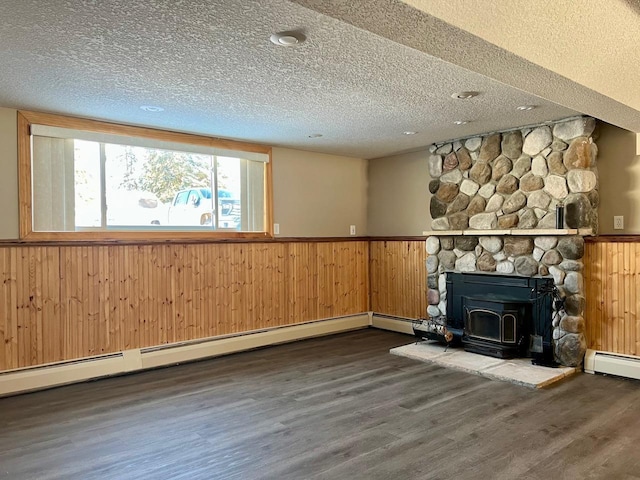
426, 116, 598, 367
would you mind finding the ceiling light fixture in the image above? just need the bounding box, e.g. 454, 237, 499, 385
453, 120, 469, 125
140, 105, 164, 112
403, 131, 418, 135
516, 105, 537, 111
308, 133, 323, 138
451, 91, 479, 100
270, 31, 306, 47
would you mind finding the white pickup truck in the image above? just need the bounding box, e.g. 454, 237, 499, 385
167, 188, 240, 228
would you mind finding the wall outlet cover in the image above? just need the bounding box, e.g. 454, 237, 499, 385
350, 225, 356, 236
274, 223, 280, 235
614, 216, 624, 230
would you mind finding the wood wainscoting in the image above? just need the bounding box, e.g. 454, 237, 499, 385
369, 240, 427, 320
4, 236, 639, 373
585, 238, 640, 356
0, 241, 369, 371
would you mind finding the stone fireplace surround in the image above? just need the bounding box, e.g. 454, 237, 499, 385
425, 116, 598, 367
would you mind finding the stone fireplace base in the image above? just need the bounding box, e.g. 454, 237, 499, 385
426, 234, 587, 367
425, 116, 598, 367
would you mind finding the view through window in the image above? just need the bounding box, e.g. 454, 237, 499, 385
74, 142, 244, 230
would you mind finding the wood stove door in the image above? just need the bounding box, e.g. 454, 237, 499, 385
462, 296, 531, 358
464, 307, 503, 344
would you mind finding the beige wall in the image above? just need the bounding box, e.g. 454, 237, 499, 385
17, 109, 637, 239
597, 122, 640, 234
0, 112, 368, 239
0, 108, 18, 239
367, 150, 430, 236
272, 147, 367, 237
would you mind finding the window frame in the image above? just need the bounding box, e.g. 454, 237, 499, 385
17, 110, 273, 242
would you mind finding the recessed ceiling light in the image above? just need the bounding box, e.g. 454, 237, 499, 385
140, 105, 164, 112
516, 105, 537, 111
403, 131, 418, 135
270, 31, 306, 47
451, 91, 479, 99
308, 133, 323, 138
453, 120, 469, 125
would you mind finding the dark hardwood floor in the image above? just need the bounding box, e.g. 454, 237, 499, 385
1, 329, 639, 479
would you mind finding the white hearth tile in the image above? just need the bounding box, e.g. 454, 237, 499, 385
483, 361, 576, 388
434, 350, 504, 372
390, 342, 449, 362
390, 342, 577, 388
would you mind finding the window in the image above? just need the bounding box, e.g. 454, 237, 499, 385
18, 111, 273, 241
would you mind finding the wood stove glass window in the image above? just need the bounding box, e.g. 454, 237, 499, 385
502, 314, 516, 343
466, 308, 502, 343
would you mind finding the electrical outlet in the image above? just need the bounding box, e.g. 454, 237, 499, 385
273, 223, 280, 235
350, 225, 356, 236
614, 216, 624, 230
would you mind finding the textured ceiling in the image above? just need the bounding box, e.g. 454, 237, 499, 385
0, 0, 582, 159
293, 0, 640, 136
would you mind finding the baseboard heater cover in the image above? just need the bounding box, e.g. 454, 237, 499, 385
140, 314, 369, 368
0, 314, 370, 397
0, 353, 128, 397
584, 349, 640, 380
370, 313, 415, 335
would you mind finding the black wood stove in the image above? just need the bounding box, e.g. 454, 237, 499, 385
462, 296, 530, 358
442, 272, 554, 360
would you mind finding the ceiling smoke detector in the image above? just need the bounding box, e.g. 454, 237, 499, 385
453, 120, 469, 125
402, 131, 418, 135
270, 31, 306, 47
516, 105, 537, 111
140, 105, 164, 112
451, 91, 479, 99
308, 133, 323, 138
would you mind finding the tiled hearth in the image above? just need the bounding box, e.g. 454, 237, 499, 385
391, 341, 576, 388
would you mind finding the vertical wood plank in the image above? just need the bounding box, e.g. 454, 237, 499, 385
1, 240, 367, 370
584, 239, 640, 355
369, 240, 427, 319
6, 238, 640, 368
636, 243, 640, 355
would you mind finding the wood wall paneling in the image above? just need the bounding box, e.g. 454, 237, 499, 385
369, 240, 427, 320
4, 237, 640, 373
585, 241, 640, 356
0, 241, 369, 371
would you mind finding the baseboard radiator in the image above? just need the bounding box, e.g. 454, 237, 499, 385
370, 313, 415, 335
584, 349, 640, 381
0, 314, 371, 397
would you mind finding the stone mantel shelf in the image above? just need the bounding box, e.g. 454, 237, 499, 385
422, 228, 593, 237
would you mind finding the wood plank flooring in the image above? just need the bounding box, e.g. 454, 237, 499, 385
1, 329, 639, 479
